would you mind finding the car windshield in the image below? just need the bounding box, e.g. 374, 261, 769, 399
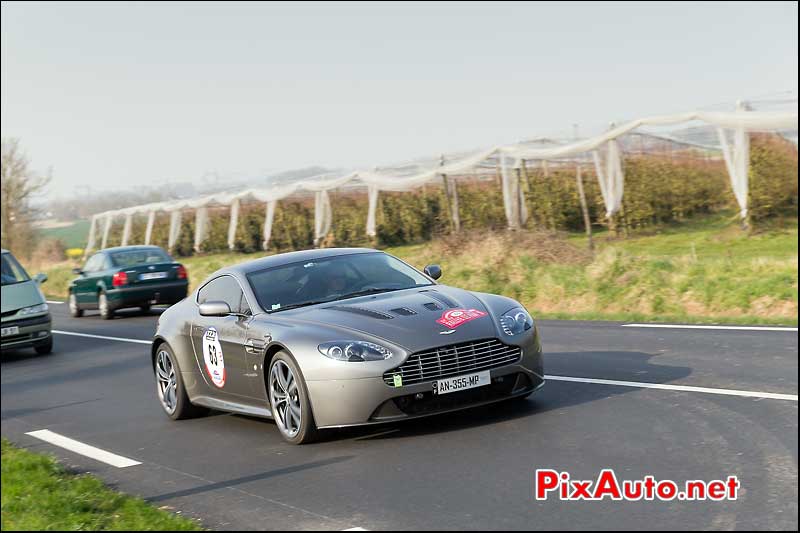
110, 248, 172, 268
246, 252, 434, 313
1, 252, 31, 286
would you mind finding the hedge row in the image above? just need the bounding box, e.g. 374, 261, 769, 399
101, 135, 797, 256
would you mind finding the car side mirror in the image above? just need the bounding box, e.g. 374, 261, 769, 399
72, 268, 84, 275
424, 264, 442, 280
199, 300, 232, 317
33, 273, 48, 284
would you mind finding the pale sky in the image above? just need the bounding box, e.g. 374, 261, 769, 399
2, 1, 798, 198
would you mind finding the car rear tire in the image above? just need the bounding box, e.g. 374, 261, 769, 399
154, 343, 208, 420
68, 293, 83, 318
34, 337, 53, 355
268, 351, 319, 445
98, 292, 114, 320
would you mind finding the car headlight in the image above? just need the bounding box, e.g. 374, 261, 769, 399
499, 307, 533, 336
318, 341, 393, 362
18, 303, 49, 316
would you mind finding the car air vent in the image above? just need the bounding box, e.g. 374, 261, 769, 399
390, 307, 417, 316
420, 290, 458, 308
324, 305, 394, 320
423, 302, 442, 311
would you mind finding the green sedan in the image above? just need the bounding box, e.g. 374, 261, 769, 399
69, 245, 189, 319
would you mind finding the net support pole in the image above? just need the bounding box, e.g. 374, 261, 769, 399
144, 210, 156, 245
574, 124, 594, 251
167, 210, 182, 252
120, 213, 132, 246
100, 214, 113, 249
439, 155, 456, 232
194, 206, 208, 253
500, 151, 520, 230
366, 185, 379, 239
84, 215, 98, 258
262, 200, 276, 251
515, 166, 528, 227
227, 198, 240, 250
313, 190, 332, 247
450, 178, 461, 232
717, 100, 751, 231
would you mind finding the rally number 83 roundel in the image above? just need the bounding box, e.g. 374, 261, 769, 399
202, 327, 226, 388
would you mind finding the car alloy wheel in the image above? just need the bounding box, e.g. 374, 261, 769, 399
68, 293, 82, 317
269, 360, 302, 439
156, 349, 178, 414
99, 293, 113, 319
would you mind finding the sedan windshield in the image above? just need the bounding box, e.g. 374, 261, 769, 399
247, 252, 434, 313
1, 252, 31, 286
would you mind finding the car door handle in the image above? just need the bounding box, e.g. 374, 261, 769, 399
244, 338, 267, 355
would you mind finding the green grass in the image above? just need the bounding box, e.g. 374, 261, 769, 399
37, 219, 91, 249
39, 213, 798, 326
1, 438, 202, 531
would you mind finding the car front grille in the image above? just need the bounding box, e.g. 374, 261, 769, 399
383, 338, 522, 386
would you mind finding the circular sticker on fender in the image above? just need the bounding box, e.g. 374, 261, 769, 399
202, 327, 226, 388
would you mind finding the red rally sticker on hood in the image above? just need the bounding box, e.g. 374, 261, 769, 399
436, 308, 488, 329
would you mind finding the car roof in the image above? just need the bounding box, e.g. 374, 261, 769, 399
98, 245, 166, 253
226, 247, 380, 276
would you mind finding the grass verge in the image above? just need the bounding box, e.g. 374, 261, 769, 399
0, 438, 201, 531
37, 213, 798, 326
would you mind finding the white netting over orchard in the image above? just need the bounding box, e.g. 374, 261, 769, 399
84, 96, 798, 255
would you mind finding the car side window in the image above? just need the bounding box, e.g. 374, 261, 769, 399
198, 275, 249, 314
102, 255, 114, 270
84, 254, 103, 273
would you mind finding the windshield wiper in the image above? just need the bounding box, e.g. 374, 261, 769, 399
338, 287, 403, 300
269, 299, 335, 313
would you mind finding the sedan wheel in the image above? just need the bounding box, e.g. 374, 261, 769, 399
270, 360, 302, 439
156, 349, 178, 415
68, 293, 83, 318
99, 292, 114, 319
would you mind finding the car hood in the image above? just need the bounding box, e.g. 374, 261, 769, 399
1, 280, 45, 315
272, 285, 500, 353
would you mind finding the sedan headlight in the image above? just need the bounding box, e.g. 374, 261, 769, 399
18, 303, 49, 316
499, 307, 533, 336
318, 341, 393, 362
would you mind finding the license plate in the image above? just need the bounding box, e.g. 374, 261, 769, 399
432, 370, 491, 395
1, 326, 20, 337
139, 272, 168, 281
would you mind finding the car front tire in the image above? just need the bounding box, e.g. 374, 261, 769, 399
68, 293, 83, 318
34, 337, 53, 355
268, 351, 319, 445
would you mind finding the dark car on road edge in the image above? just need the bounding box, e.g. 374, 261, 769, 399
69, 245, 189, 319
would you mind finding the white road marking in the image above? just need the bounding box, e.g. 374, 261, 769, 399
343, 528, 368, 531
545, 375, 798, 401
53, 330, 151, 345
46, 300, 64, 304
25, 429, 141, 468
622, 323, 797, 332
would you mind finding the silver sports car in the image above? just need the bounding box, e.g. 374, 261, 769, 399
151, 248, 544, 444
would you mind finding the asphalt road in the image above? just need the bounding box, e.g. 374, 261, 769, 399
2, 304, 797, 530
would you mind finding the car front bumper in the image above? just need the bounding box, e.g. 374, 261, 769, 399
306, 335, 544, 429
0, 313, 52, 351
